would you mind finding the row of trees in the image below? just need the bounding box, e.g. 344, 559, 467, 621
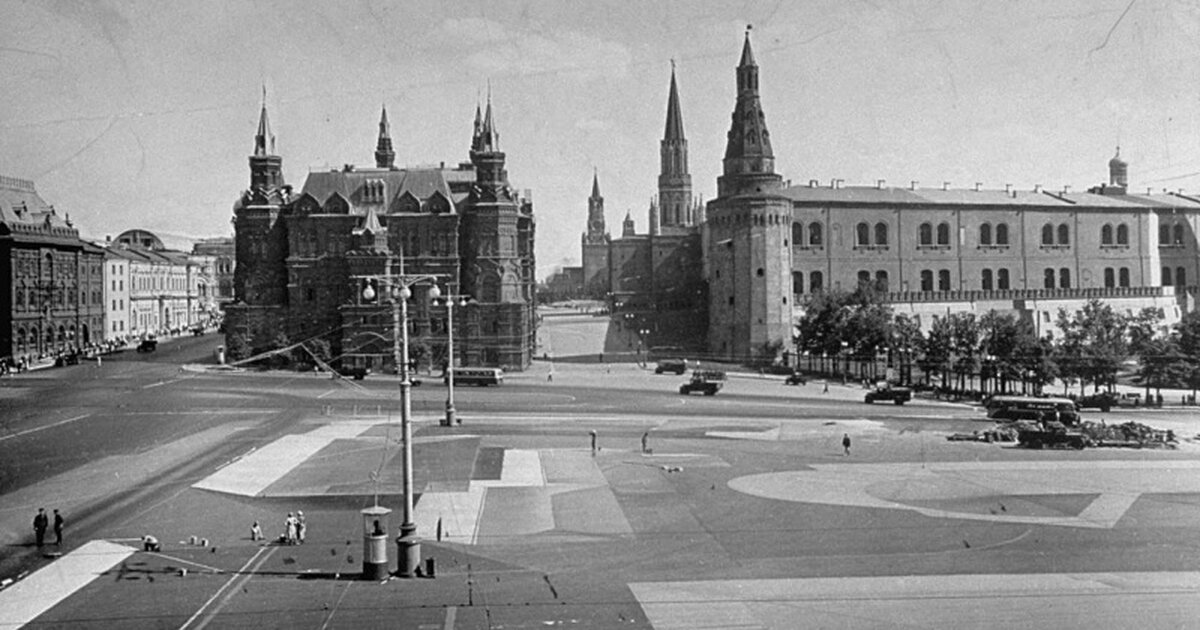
794, 288, 1200, 398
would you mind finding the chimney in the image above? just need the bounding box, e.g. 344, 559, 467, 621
1034, 184, 1043, 193
808, 179, 819, 188
974, 182, 982, 191
834, 179, 844, 190
942, 181, 950, 191
910, 181, 919, 190
1004, 183, 1012, 194
876, 179, 886, 190
1062, 185, 1071, 194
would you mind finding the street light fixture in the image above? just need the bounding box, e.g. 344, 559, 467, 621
359, 267, 441, 578
435, 287, 471, 427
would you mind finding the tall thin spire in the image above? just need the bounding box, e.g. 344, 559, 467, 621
375, 105, 395, 169
478, 86, 499, 153
254, 86, 274, 157
659, 62, 693, 228
591, 168, 601, 199
471, 100, 483, 153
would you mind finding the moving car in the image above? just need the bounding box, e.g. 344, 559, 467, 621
655, 359, 688, 375
784, 371, 807, 385
136, 339, 158, 353
1077, 391, 1119, 412
864, 383, 912, 405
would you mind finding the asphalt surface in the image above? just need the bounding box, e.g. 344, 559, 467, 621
1, 315, 1199, 628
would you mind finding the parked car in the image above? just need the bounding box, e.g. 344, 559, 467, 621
679, 370, 725, 396
864, 383, 912, 405
655, 359, 688, 375
784, 371, 807, 385
136, 339, 158, 353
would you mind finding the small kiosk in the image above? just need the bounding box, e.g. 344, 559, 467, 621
361, 506, 391, 580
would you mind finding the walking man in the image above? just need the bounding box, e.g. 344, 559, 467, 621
842, 433, 852, 456
641, 431, 650, 454
296, 511, 306, 544
33, 508, 48, 547
590, 430, 598, 454
53, 509, 65, 546
285, 513, 297, 545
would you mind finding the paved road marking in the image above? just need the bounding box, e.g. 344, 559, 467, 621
179, 545, 275, 630
631, 572, 1200, 630
0, 540, 136, 629
0, 414, 90, 443
729, 460, 1200, 529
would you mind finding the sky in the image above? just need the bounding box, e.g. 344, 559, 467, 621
4, 0, 1200, 278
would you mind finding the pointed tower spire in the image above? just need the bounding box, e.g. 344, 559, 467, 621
659, 61, 694, 229
249, 87, 284, 191
469, 86, 508, 192
718, 27, 780, 198
471, 100, 483, 153
375, 105, 396, 169
478, 87, 500, 153
254, 86, 274, 157
591, 169, 601, 199
585, 169, 607, 244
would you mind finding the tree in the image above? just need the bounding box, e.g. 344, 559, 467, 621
1138, 338, 1190, 400
226, 329, 252, 362
1176, 311, 1200, 399
922, 316, 954, 391
1054, 299, 1128, 395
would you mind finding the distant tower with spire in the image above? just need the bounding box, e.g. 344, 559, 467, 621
375, 106, 395, 169
705, 29, 794, 362
581, 170, 611, 295
233, 87, 290, 316
657, 61, 695, 233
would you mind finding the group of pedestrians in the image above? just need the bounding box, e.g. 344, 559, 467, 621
32, 508, 65, 548
283, 511, 306, 545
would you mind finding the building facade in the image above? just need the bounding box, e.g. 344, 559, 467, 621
0, 175, 105, 362
193, 237, 235, 309
706, 33, 1193, 362
106, 229, 218, 340
225, 98, 537, 371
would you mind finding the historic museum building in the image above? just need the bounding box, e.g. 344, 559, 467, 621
226, 98, 537, 372
0, 175, 105, 362
705, 33, 1197, 361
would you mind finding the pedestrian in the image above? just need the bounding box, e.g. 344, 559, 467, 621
641, 431, 650, 454
823, 381, 829, 394
590, 430, 598, 453
53, 509, 64, 546
842, 433, 851, 456
285, 512, 297, 545
296, 511, 306, 544
142, 534, 160, 552
33, 508, 48, 547
250, 521, 263, 541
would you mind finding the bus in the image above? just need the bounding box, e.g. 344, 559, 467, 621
445, 367, 504, 386
984, 395, 1079, 424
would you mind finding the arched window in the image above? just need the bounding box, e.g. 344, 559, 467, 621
1059, 268, 1071, 289
979, 223, 992, 246
996, 223, 1009, 245
792, 271, 804, 294
808, 222, 823, 246
1177, 267, 1187, 286
857, 270, 871, 286
1174, 224, 1185, 245
1103, 268, 1115, 288
936, 222, 951, 246
875, 222, 889, 246
1119, 267, 1130, 287
1160, 224, 1170, 245
938, 269, 951, 291
1163, 266, 1172, 286
1042, 224, 1054, 245
792, 223, 804, 246
919, 223, 933, 246
1057, 224, 1070, 246
1116, 223, 1129, 245
875, 270, 889, 292
809, 271, 824, 292
1044, 268, 1056, 289
982, 268, 994, 290
856, 222, 870, 247
997, 268, 1010, 290
920, 269, 933, 291
1101, 224, 1113, 245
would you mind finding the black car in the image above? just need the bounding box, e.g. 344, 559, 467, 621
784, 372, 807, 385
1077, 391, 1118, 412
655, 359, 688, 375
136, 339, 158, 353
864, 384, 912, 405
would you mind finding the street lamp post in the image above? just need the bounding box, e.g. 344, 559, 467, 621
360, 268, 441, 579
438, 288, 470, 427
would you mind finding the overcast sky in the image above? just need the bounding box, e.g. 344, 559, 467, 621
4, 0, 1200, 278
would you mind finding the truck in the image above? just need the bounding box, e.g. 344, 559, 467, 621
864, 383, 912, 405
1017, 420, 1091, 450
679, 370, 725, 396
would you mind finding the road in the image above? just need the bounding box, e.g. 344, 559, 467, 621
1, 316, 1199, 628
